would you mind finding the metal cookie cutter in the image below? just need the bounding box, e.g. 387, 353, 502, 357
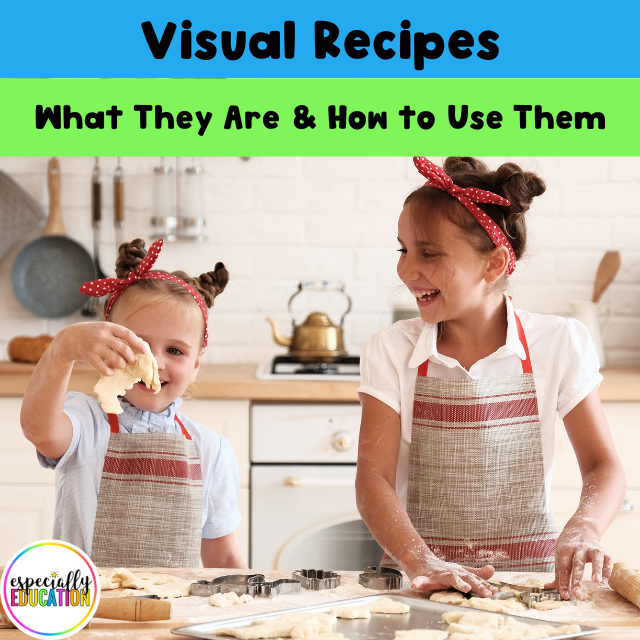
292, 569, 341, 591
358, 566, 403, 590
190, 574, 301, 599
497, 581, 576, 609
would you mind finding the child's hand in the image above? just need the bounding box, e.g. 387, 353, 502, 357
52, 322, 148, 376
409, 557, 498, 598
545, 521, 613, 600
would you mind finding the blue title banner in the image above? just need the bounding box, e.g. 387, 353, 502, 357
1, 0, 638, 78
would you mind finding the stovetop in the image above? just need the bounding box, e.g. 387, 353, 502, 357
255, 356, 360, 381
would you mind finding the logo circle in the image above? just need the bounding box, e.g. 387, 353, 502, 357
1, 540, 100, 639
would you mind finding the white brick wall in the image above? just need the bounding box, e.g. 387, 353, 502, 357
0, 156, 639, 366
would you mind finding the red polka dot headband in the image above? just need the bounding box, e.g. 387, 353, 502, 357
80, 239, 209, 347
413, 157, 516, 276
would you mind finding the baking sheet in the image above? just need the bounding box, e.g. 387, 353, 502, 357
171, 594, 600, 639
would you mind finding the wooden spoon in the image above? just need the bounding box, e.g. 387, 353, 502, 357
593, 251, 621, 303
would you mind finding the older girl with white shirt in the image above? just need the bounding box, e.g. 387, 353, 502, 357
356, 157, 626, 601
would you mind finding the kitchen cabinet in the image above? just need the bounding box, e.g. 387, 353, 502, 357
0, 397, 251, 566
551, 402, 640, 567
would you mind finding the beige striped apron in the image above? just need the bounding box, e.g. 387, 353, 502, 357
91, 413, 203, 568
384, 312, 558, 572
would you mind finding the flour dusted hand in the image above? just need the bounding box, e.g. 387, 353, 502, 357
94, 340, 160, 414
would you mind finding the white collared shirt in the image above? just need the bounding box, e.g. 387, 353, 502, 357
358, 295, 602, 508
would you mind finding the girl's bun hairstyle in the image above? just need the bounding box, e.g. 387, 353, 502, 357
114, 238, 229, 309
406, 157, 546, 266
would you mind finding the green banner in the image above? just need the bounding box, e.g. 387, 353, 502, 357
0, 79, 636, 155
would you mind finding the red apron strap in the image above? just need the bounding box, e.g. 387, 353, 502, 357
417, 359, 429, 377
107, 413, 191, 439
175, 416, 192, 440
107, 413, 120, 434
513, 312, 533, 375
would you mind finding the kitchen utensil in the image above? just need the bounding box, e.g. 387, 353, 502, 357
171, 594, 600, 640
114, 157, 124, 250
266, 281, 352, 362
291, 569, 341, 590
593, 250, 621, 303
569, 299, 612, 367
189, 574, 302, 598
358, 566, 402, 590
11, 158, 96, 318
82, 158, 108, 317
495, 581, 576, 608
0, 170, 45, 265
95, 595, 170, 621
610, 561, 640, 609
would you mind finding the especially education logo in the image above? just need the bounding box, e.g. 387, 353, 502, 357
1, 540, 100, 638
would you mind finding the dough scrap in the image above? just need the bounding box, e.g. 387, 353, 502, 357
329, 605, 371, 619
368, 598, 410, 614
430, 590, 466, 605
209, 592, 254, 607
98, 567, 136, 590
461, 596, 526, 613
94, 341, 160, 414
394, 631, 448, 640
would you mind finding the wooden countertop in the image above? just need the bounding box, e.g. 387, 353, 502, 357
0, 362, 639, 403
1, 569, 639, 639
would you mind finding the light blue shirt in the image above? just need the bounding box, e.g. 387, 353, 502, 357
38, 392, 241, 556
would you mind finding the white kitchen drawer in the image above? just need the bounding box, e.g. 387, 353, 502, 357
0, 397, 55, 485
552, 402, 640, 490
0, 486, 56, 565
551, 489, 640, 567
251, 403, 361, 463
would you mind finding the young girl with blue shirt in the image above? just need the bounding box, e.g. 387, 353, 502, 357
21, 238, 246, 569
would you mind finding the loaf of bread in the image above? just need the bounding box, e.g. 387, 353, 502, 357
8, 334, 53, 363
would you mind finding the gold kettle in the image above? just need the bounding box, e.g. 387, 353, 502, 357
266, 281, 352, 362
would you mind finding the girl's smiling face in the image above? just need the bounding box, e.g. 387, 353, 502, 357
116, 302, 204, 413
397, 204, 507, 325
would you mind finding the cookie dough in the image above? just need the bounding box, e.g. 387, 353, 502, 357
219, 613, 336, 640
531, 600, 572, 611
208, 591, 253, 606
460, 596, 526, 613
429, 590, 466, 605
368, 598, 410, 614
329, 605, 371, 619
97, 568, 189, 598
442, 611, 581, 639
94, 340, 160, 414
394, 631, 448, 640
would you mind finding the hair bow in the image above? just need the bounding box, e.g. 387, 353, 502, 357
413, 157, 516, 276
80, 239, 209, 347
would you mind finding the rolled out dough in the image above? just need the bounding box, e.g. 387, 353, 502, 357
94, 340, 160, 414
394, 631, 448, 640
329, 605, 371, 619
368, 598, 410, 614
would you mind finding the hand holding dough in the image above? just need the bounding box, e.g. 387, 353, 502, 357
94, 340, 160, 414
